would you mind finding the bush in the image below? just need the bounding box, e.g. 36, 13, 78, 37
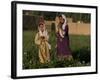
23, 15, 39, 30
51, 23, 55, 31
72, 47, 90, 63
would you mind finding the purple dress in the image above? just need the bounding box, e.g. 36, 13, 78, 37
57, 25, 71, 57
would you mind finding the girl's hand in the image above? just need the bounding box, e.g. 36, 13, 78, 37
55, 44, 57, 48
62, 31, 65, 35
59, 29, 64, 38
60, 38, 63, 42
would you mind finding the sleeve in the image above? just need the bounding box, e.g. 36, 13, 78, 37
44, 30, 49, 41
46, 31, 49, 41
34, 33, 41, 45
59, 29, 64, 38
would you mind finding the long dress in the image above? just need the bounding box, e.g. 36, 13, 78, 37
57, 24, 72, 59
35, 32, 50, 63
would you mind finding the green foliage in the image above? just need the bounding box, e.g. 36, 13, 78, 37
23, 15, 38, 30
23, 31, 91, 69
23, 11, 91, 31
72, 47, 90, 63
51, 23, 55, 31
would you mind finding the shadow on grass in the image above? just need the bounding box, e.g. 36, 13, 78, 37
72, 46, 91, 64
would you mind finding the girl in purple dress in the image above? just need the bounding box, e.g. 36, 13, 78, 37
56, 14, 72, 60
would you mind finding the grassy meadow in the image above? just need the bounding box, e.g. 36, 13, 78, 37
23, 30, 91, 69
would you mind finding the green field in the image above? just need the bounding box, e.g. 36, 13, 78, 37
23, 30, 91, 69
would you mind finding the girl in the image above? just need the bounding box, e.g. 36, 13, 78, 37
35, 22, 51, 63
55, 15, 66, 40
56, 14, 72, 60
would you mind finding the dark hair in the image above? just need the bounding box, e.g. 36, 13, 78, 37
58, 15, 62, 18
39, 16, 44, 23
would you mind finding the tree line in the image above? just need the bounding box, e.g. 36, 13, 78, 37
23, 10, 90, 30
23, 10, 90, 23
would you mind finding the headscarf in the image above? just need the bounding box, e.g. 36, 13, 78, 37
61, 14, 67, 30
38, 16, 45, 36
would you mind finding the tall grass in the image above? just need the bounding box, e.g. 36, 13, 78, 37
23, 30, 90, 69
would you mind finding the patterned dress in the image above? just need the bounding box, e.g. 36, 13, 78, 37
57, 24, 72, 59
35, 32, 50, 63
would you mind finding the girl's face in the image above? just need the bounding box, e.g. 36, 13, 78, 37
59, 16, 65, 24
39, 24, 45, 32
